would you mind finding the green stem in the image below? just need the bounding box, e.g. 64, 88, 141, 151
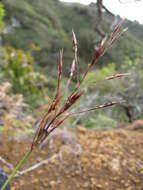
1, 149, 31, 190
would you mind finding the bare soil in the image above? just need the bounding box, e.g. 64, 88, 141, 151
0, 121, 143, 190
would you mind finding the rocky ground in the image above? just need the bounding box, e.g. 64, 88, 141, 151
0, 121, 143, 190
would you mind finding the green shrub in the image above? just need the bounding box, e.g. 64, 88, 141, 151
3, 47, 46, 95
85, 114, 117, 129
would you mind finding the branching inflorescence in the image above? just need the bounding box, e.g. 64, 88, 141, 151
31, 20, 128, 151
1, 21, 128, 190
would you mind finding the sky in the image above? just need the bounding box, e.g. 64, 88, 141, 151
60, 0, 143, 24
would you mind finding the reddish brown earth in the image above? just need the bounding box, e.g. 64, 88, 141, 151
0, 121, 143, 190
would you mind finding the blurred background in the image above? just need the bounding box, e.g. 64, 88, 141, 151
0, 0, 143, 189
0, 0, 143, 132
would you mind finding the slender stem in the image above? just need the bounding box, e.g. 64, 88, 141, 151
0, 149, 31, 190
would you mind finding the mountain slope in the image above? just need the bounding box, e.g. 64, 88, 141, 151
2, 0, 143, 74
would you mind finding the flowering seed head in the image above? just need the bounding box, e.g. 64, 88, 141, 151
31, 21, 127, 151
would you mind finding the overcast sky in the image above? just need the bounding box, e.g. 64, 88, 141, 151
60, 0, 143, 24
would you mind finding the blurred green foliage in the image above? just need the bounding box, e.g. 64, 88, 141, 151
82, 64, 120, 94
1, 0, 143, 73
0, 2, 5, 28
85, 114, 117, 129
2, 47, 46, 95
78, 58, 143, 128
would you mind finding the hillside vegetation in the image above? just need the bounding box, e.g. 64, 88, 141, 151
1, 0, 143, 74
